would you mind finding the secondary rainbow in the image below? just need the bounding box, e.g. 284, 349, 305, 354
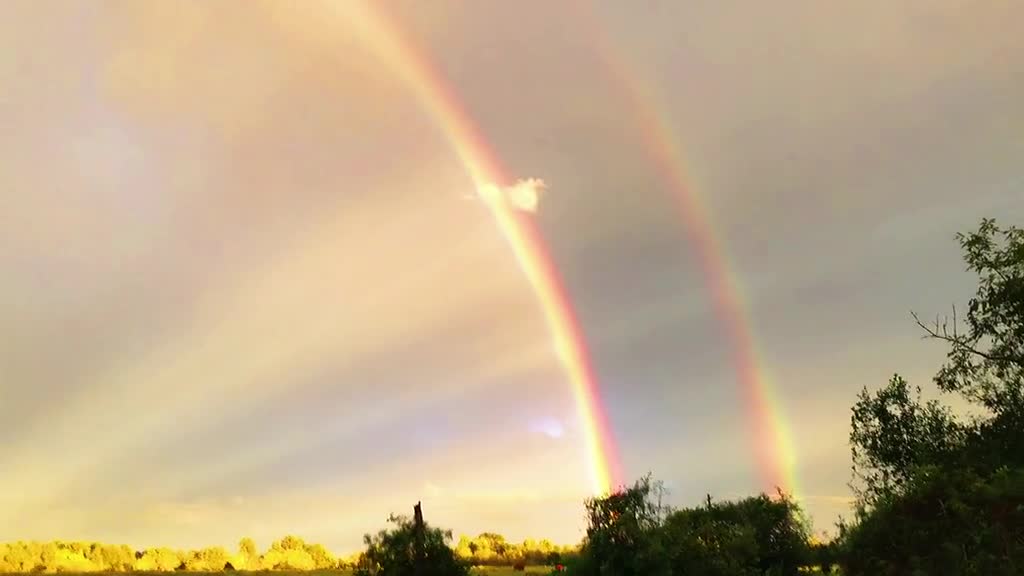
344, 2, 623, 496
577, 7, 800, 497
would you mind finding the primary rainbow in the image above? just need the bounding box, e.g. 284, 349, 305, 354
578, 8, 800, 497
344, 2, 623, 496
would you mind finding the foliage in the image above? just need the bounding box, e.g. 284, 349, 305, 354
354, 514, 469, 576
237, 537, 258, 570
842, 465, 1024, 575
577, 474, 671, 576
136, 547, 182, 571
843, 219, 1024, 574
850, 374, 964, 504
0, 531, 569, 573
454, 534, 574, 567
661, 492, 810, 576
933, 219, 1024, 413
807, 537, 839, 574
0, 534, 347, 573
573, 474, 810, 576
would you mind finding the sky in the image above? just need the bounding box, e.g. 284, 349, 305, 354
2, 0, 1023, 554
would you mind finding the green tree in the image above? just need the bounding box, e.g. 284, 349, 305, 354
930, 218, 1024, 414
842, 466, 1024, 575
844, 219, 1024, 574
660, 492, 809, 576
576, 474, 671, 576
355, 514, 469, 576
850, 374, 964, 504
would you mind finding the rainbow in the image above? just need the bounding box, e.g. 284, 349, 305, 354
577, 8, 799, 496
345, 3, 623, 495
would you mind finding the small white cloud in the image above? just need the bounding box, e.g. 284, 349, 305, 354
476, 178, 546, 213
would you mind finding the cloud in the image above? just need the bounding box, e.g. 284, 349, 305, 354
478, 178, 547, 213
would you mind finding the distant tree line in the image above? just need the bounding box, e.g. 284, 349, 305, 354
0, 536, 352, 573
453, 533, 575, 567
0, 533, 574, 573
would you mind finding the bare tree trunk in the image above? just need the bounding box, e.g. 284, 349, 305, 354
413, 501, 425, 575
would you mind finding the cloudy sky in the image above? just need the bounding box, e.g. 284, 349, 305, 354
1, 0, 1022, 553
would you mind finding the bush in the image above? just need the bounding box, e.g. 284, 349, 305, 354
574, 475, 810, 576
840, 465, 1024, 576
355, 514, 469, 576
661, 493, 809, 576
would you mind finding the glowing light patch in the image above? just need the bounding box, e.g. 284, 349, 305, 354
529, 417, 566, 439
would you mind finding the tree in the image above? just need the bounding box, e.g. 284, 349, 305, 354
136, 548, 181, 572
660, 492, 809, 576
850, 220, 1024, 498
926, 219, 1024, 414
841, 465, 1024, 575
844, 219, 1024, 574
303, 542, 336, 570
850, 374, 964, 504
237, 538, 258, 570
577, 474, 671, 576
454, 535, 473, 560
355, 514, 469, 576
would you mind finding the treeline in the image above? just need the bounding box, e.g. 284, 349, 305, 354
453, 534, 575, 567
0, 533, 574, 573
571, 477, 820, 576
351, 483, 828, 576
0, 536, 354, 573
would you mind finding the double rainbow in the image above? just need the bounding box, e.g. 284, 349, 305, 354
345, 2, 797, 498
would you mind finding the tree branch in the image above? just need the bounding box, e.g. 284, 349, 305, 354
912, 311, 1024, 367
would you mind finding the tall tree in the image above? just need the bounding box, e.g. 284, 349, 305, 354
238, 537, 258, 569
844, 219, 1024, 575
578, 474, 671, 576
355, 513, 468, 576
851, 219, 1024, 504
